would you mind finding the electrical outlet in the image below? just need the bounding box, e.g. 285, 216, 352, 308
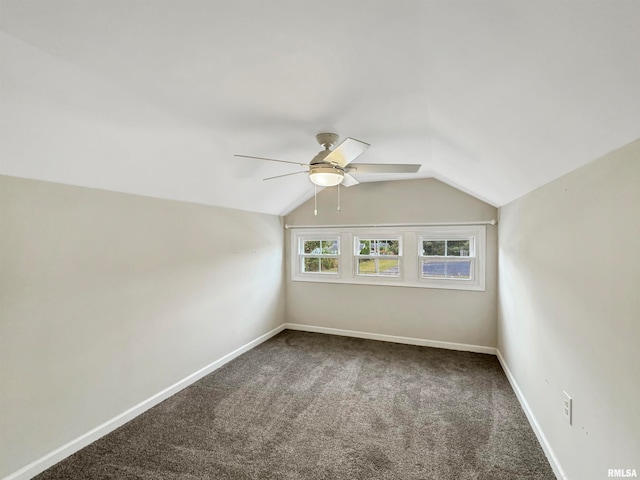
563, 391, 572, 425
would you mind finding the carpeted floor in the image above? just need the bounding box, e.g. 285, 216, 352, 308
35, 330, 555, 479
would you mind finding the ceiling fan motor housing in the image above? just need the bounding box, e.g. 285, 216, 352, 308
310, 149, 337, 167
309, 144, 345, 187
309, 133, 350, 186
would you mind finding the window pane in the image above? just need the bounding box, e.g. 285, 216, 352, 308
358, 239, 400, 255
358, 240, 371, 255
357, 258, 399, 276
303, 239, 339, 255
320, 258, 338, 273
303, 257, 338, 274
377, 258, 399, 276
303, 240, 321, 254
447, 240, 470, 256
423, 240, 445, 256
377, 240, 399, 255
357, 258, 375, 274
321, 240, 339, 255
422, 259, 472, 279
303, 258, 319, 272
422, 239, 470, 257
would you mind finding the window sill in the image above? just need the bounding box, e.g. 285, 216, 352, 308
291, 275, 485, 292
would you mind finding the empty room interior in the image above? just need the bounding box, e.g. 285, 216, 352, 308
1, 1, 639, 480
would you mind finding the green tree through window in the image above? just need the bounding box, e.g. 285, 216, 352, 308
301, 239, 339, 274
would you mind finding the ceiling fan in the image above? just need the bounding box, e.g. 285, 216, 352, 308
235, 133, 421, 188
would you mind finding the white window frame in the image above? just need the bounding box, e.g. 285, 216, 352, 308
417, 226, 485, 291
293, 234, 341, 278
290, 225, 486, 291
354, 235, 402, 278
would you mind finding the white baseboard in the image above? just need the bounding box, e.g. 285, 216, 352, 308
4, 324, 286, 480
283, 323, 497, 355
496, 350, 567, 480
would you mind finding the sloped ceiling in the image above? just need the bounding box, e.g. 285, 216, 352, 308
1, 0, 639, 216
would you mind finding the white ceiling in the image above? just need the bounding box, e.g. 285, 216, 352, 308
1, 1, 639, 215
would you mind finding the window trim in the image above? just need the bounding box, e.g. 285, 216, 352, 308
294, 234, 341, 278
290, 225, 486, 291
354, 235, 402, 278
417, 226, 485, 290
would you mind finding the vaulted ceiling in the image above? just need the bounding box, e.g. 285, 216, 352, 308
1, 1, 639, 215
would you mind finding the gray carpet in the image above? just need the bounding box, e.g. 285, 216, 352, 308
35, 330, 555, 479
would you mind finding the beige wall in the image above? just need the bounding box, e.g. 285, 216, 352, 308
498, 140, 640, 479
0, 176, 285, 478
285, 178, 498, 347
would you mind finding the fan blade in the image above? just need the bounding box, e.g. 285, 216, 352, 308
323, 138, 370, 168
235, 154, 308, 168
341, 173, 360, 187
263, 171, 308, 181
345, 163, 421, 174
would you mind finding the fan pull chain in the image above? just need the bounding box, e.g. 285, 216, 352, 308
314, 184, 318, 216
337, 183, 341, 212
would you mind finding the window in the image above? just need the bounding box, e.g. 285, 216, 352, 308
291, 225, 486, 291
355, 237, 401, 277
298, 238, 339, 275
421, 239, 473, 279
417, 226, 485, 290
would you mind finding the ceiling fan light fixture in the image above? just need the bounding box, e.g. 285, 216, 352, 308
309, 166, 344, 186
